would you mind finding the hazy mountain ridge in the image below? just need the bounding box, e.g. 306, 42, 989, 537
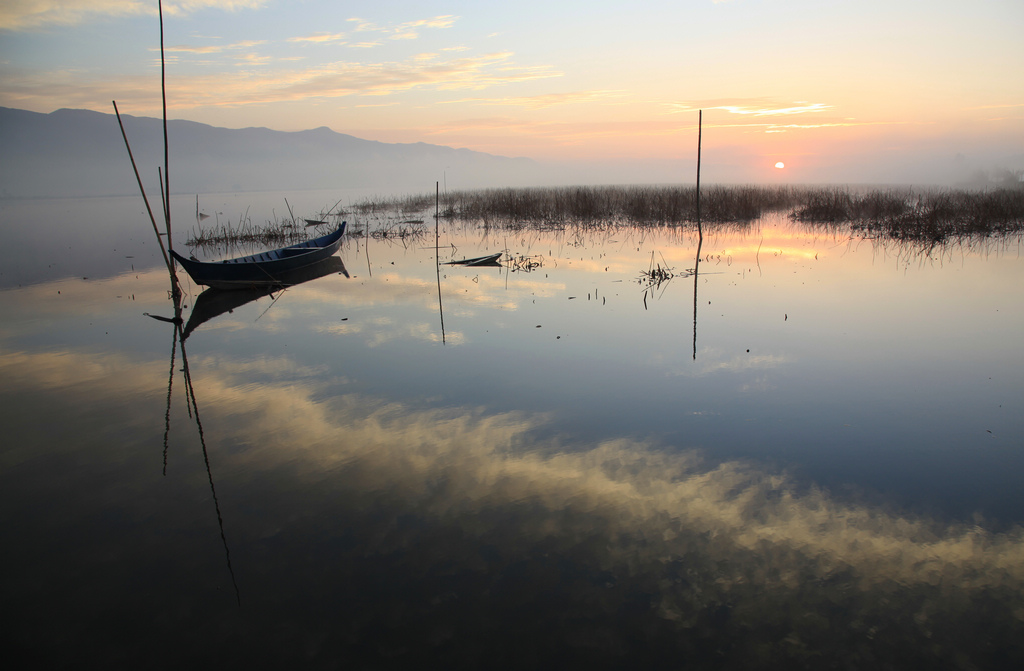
0, 107, 540, 198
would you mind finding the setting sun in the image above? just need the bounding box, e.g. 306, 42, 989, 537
775, 162, 786, 169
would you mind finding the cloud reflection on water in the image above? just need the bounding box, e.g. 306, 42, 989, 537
4, 344, 1023, 592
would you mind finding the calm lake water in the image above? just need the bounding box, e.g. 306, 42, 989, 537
2, 190, 1023, 669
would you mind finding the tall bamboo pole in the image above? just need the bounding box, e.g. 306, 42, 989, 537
696, 109, 702, 230
159, 0, 172, 252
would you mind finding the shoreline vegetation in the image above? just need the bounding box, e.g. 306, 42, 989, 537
185, 184, 1024, 249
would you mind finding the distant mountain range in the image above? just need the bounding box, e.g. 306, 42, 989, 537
0, 107, 541, 198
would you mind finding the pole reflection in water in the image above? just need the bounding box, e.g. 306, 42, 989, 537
692, 225, 702, 361
693, 108, 702, 361
435, 184, 447, 345
154, 254, 350, 606
149, 286, 242, 606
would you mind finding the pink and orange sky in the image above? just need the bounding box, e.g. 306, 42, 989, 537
2, 0, 1022, 184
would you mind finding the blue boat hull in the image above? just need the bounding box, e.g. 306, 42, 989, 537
171, 223, 346, 289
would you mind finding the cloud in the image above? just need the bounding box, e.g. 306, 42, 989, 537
669, 352, 789, 378
0, 51, 561, 112
159, 39, 266, 54
287, 32, 347, 45
420, 117, 688, 146
263, 53, 558, 103
666, 98, 832, 117
441, 90, 624, 110
0, 0, 266, 31
346, 14, 457, 42
964, 102, 1024, 111
400, 15, 458, 30
659, 99, 927, 134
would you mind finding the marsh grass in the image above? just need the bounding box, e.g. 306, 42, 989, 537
433, 184, 1024, 239
340, 193, 436, 216
436, 185, 806, 225
793, 187, 1024, 241
186, 212, 311, 249
185, 185, 1024, 253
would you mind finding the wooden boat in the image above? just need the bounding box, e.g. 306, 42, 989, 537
447, 252, 502, 267
171, 223, 346, 289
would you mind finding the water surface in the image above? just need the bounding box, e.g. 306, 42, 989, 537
2, 192, 1022, 668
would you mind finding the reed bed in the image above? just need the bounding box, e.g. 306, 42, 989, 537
340, 193, 436, 216
183, 185, 1024, 252
186, 216, 311, 249
437, 185, 807, 225
792, 187, 1024, 241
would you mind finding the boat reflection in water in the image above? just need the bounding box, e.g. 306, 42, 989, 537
181, 255, 348, 340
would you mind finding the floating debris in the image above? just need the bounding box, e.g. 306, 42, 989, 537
509, 254, 543, 272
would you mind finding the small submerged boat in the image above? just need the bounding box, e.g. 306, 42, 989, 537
447, 252, 503, 267
171, 223, 346, 289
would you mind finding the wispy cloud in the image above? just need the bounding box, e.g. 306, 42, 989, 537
0, 51, 561, 112
345, 14, 457, 42
707, 120, 917, 134
400, 16, 458, 30
658, 99, 923, 134
0, 0, 267, 31
441, 90, 623, 110
964, 102, 1024, 111
158, 39, 266, 54
265, 53, 559, 101
288, 32, 347, 45
666, 99, 832, 117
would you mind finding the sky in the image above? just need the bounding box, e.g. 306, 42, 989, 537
2, 0, 1023, 184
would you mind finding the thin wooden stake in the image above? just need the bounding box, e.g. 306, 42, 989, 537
696, 109, 702, 230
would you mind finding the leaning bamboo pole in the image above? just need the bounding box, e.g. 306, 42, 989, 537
112, 100, 175, 285
114, 0, 180, 295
